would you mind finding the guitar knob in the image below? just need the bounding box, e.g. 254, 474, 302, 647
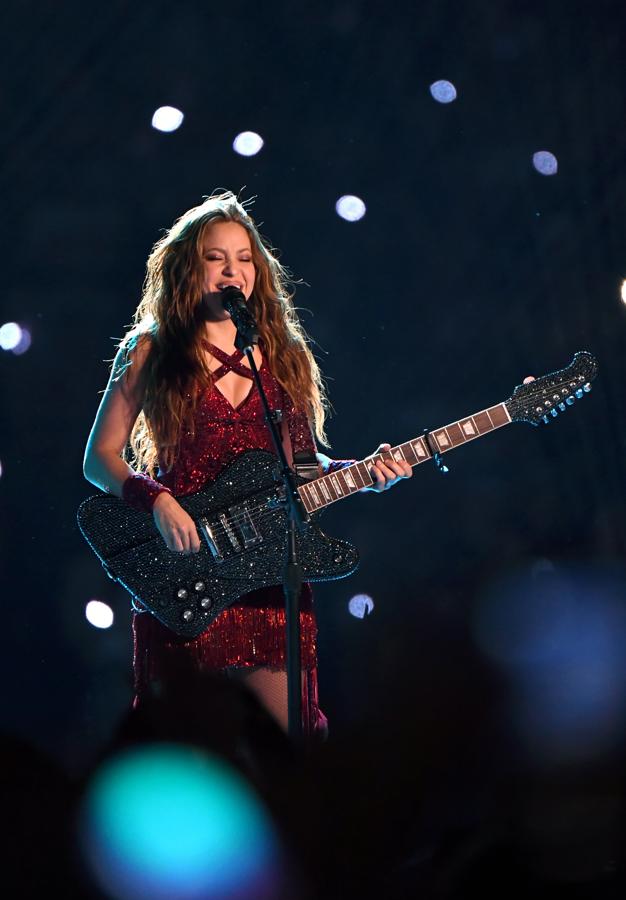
566, 396, 575, 405
575, 388, 583, 399
176, 588, 189, 600
199, 597, 212, 609
182, 609, 194, 622
194, 581, 205, 592
583, 383, 592, 393
558, 402, 566, 411
550, 408, 558, 417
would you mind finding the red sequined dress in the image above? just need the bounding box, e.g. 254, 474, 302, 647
132, 342, 330, 732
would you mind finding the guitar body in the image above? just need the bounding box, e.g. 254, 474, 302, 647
77, 450, 360, 638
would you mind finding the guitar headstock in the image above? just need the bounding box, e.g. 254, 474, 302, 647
505, 351, 598, 425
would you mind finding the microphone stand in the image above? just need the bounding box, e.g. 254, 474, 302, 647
223, 291, 309, 743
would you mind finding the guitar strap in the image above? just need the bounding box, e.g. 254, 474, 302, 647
279, 409, 319, 481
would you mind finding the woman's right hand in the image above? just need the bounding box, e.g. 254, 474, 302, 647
152, 492, 202, 554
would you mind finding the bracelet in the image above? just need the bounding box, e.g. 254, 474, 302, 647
122, 473, 172, 513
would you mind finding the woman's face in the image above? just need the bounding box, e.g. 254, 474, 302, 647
200, 220, 256, 301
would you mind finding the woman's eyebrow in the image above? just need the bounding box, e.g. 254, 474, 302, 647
204, 246, 252, 253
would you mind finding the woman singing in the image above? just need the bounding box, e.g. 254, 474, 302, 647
83, 191, 411, 736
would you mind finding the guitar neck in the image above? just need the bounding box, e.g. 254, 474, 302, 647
299, 402, 512, 514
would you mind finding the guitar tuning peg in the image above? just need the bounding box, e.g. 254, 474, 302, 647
558, 402, 566, 411
550, 408, 558, 417
566, 396, 575, 405
542, 415, 550, 424
575, 388, 583, 399
583, 383, 592, 393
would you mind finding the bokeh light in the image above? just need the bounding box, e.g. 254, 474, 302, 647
429, 79, 457, 103
79, 744, 281, 899
0, 322, 22, 351
472, 564, 626, 762
85, 599, 114, 630
151, 106, 184, 133
335, 195, 366, 222
620, 279, 626, 304
349, 593, 374, 618
11, 326, 31, 355
232, 131, 264, 157
532, 150, 558, 175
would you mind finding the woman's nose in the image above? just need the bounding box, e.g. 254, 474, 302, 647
222, 258, 238, 275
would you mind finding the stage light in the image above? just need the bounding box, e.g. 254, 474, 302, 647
0, 322, 22, 351
349, 593, 374, 618
532, 150, 558, 175
0, 459, 3, 478
233, 131, 264, 156
151, 106, 184, 133
85, 600, 114, 629
11, 326, 31, 355
429, 80, 457, 103
620, 279, 626, 303
79, 744, 282, 899
336, 195, 366, 222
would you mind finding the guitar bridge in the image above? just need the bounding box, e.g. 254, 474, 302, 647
198, 518, 224, 562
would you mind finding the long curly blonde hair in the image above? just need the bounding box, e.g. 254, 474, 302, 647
119, 191, 329, 475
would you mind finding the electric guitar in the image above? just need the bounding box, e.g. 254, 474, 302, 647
77, 351, 598, 637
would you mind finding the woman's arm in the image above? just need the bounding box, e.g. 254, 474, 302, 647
83, 340, 201, 554
83, 339, 151, 496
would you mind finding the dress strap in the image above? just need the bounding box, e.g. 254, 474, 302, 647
202, 339, 254, 381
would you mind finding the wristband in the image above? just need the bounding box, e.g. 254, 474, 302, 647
122, 473, 172, 513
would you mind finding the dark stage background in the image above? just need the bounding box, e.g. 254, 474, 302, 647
2, 1, 626, 896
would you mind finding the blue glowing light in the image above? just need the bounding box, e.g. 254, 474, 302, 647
151, 106, 184, 133
0, 322, 22, 351
233, 131, 264, 157
336, 195, 366, 222
349, 594, 374, 618
80, 744, 281, 899
532, 150, 558, 175
429, 80, 457, 103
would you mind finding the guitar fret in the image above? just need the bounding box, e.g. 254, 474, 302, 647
355, 461, 372, 487
300, 484, 316, 513
432, 428, 452, 451
329, 473, 345, 497
307, 482, 322, 508
460, 417, 479, 438
411, 438, 429, 462
488, 403, 511, 426
316, 477, 333, 503
472, 411, 493, 434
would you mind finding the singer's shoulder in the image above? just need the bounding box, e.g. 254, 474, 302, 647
119, 324, 155, 359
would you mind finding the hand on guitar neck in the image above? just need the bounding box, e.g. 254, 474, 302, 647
362, 442, 413, 493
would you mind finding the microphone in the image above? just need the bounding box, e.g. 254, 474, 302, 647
220, 285, 259, 347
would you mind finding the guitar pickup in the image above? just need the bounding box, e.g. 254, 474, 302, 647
229, 502, 263, 548
198, 518, 224, 562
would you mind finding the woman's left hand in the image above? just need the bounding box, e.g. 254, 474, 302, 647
362, 443, 412, 493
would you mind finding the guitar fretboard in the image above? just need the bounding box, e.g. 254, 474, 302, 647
299, 402, 511, 514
